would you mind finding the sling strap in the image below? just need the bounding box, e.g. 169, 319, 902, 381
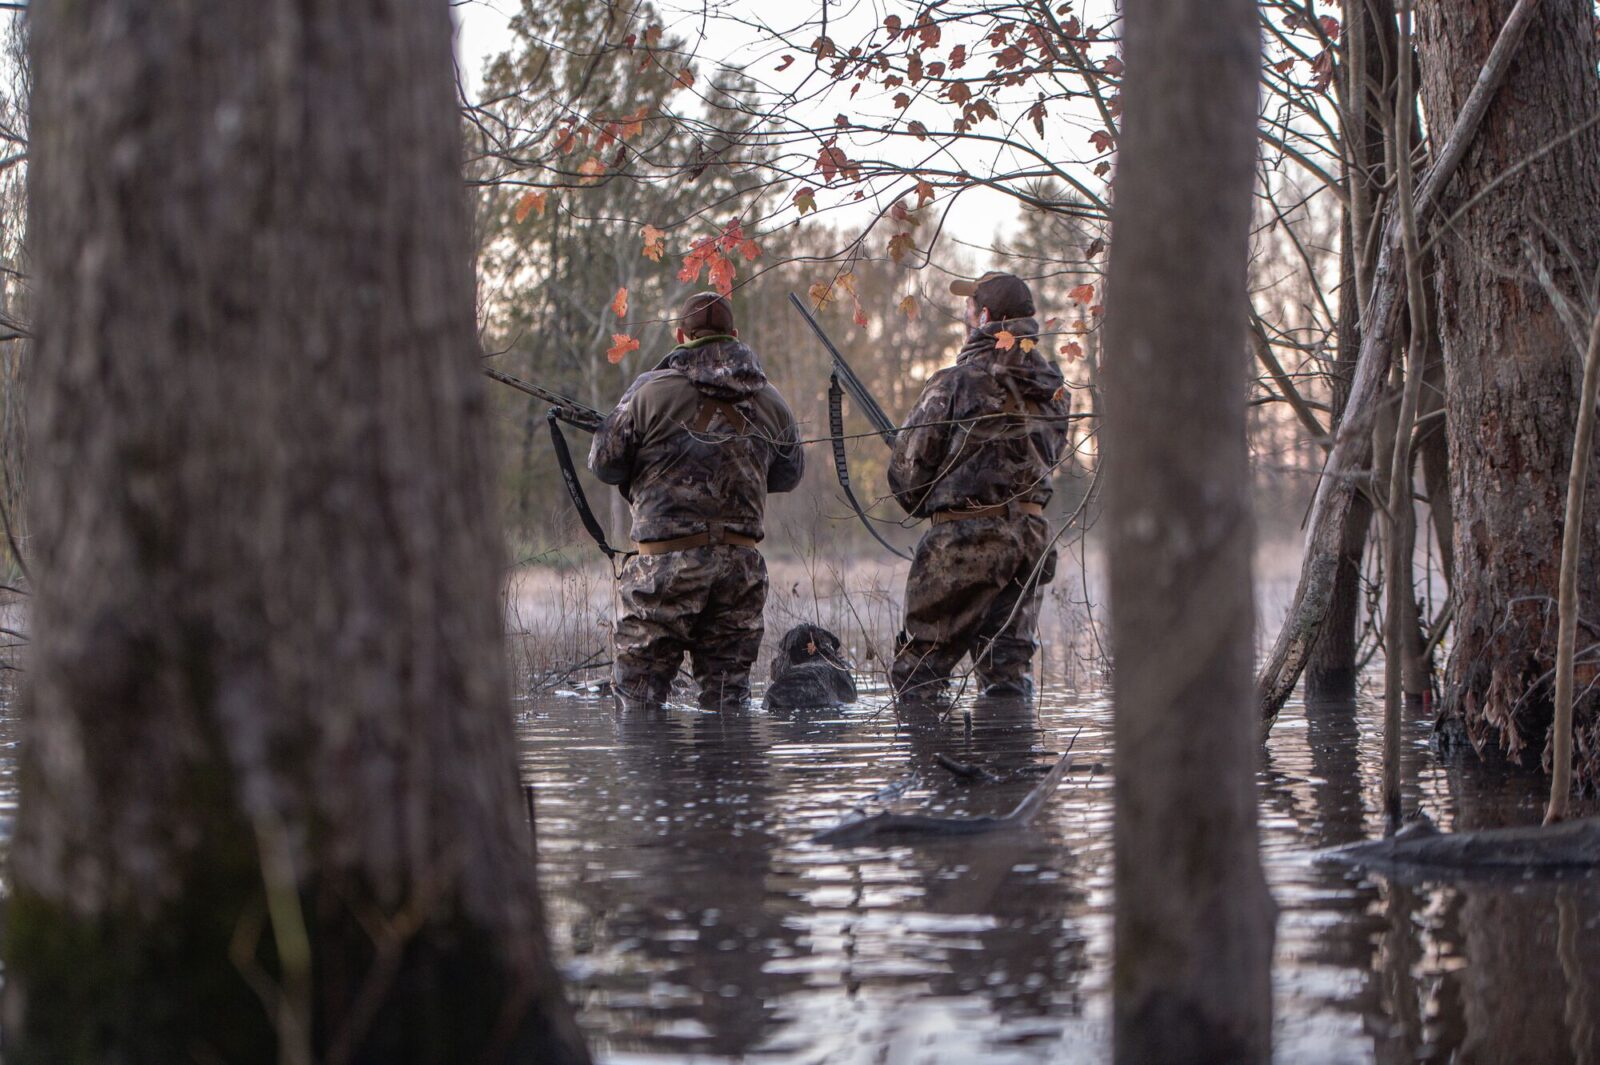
546, 409, 634, 562
830, 373, 912, 562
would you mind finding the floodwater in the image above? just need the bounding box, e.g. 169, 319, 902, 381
520, 679, 1600, 1064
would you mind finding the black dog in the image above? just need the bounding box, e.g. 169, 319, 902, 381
763, 624, 858, 709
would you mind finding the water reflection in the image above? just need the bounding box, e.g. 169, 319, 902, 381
0, 675, 1597, 1060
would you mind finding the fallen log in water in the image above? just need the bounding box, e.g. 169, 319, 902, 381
812, 751, 1072, 845
1320, 815, 1600, 872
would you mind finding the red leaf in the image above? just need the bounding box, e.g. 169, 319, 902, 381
776, 54, 795, 71
738, 239, 762, 261
1102, 55, 1124, 76
1089, 128, 1115, 153
884, 14, 903, 39
1068, 282, 1097, 305
888, 231, 916, 264
708, 254, 736, 296
674, 68, 695, 90
908, 120, 929, 140
609, 287, 628, 319
949, 44, 968, 69
1061, 342, 1083, 362
514, 190, 547, 223
853, 303, 869, 328
946, 81, 972, 105
640, 223, 666, 261
894, 92, 912, 110
607, 333, 641, 364
914, 179, 936, 207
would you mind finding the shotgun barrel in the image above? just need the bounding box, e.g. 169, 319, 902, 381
788, 292, 898, 448
482, 365, 605, 433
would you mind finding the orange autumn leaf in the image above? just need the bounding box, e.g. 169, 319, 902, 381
898, 294, 920, 319
514, 190, 547, 223
794, 187, 818, 215
674, 68, 695, 90
1061, 343, 1084, 361
578, 156, 607, 184
852, 303, 869, 328
610, 287, 628, 319
707, 255, 736, 296
640, 224, 666, 261
1068, 282, 1097, 305
607, 333, 641, 364
994, 330, 1017, 351
1020, 338, 1037, 353
738, 239, 762, 261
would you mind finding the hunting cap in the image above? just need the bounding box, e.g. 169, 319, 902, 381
678, 291, 735, 338
949, 271, 1036, 320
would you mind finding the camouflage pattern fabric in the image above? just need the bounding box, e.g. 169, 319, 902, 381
891, 513, 1057, 700
888, 319, 1070, 700
591, 336, 801, 712
613, 545, 768, 712
887, 317, 1070, 518
589, 336, 803, 544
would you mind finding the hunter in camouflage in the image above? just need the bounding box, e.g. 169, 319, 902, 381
889, 271, 1071, 701
590, 292, 804, 711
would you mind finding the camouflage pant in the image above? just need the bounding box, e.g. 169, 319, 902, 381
891, 514, 1055, 700
613, 544, 767, 711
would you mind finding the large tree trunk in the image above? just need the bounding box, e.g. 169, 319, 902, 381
1417, 0, 1600, 779
1305, 0, 1392, 703
3, 3, 590, 1062
1102, 0, 1273, 1061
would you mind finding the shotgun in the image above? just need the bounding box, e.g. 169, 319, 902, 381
788, 292, 898, 448
482, 365, 606, 433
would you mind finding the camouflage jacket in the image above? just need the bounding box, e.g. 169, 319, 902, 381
888, 318, 1071, 519
589, 335, 804, 543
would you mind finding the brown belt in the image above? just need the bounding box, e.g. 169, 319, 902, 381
635, 527, 760, 555
931, 501, 1045, 525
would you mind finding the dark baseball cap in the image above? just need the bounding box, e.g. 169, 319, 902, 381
678, 291, 735, 337
950, 271, 1035, 319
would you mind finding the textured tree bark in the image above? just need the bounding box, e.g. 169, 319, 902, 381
4, 3, 590, 1063
1416, 0, 1600, 779
1305, 0, 1391, 704
1103, 0, 1273, 1061
1257, 0, 1541, 728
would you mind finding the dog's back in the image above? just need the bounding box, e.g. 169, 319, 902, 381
764, 624, 858, 709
